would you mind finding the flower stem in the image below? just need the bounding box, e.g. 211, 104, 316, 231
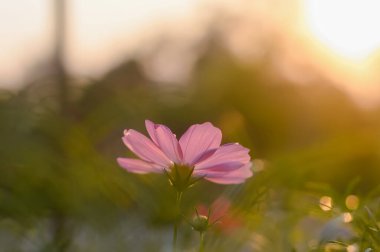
173, 191, 182, 251
199, 232, 205, 252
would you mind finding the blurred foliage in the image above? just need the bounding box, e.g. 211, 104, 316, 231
1, 31, 380, 252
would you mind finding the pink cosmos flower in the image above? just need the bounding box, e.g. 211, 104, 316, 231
117, 120, 252, 185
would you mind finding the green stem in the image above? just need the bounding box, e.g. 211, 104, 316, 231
173, 192, 183, 252
199, 232, 205, 252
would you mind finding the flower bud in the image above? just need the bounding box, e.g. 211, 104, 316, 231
191, 215, 209, 232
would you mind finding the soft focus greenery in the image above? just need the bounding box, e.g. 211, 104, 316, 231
1, 33, 380, 252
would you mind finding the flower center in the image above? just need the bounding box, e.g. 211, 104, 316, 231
165, 164, 197, 192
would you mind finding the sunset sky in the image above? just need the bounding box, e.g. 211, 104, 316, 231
1, 0, 380, 106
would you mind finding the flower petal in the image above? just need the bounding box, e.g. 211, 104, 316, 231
122, 129, 172, 167
204, 163, 253, 184
117, 158, 164, 174
179, 122, 222, 165
145, 120, 182, 163
155, 125, 182, 163
193, 162, 245, 177
145, 120, 159, 145
204, 163, 252, 178
204, 176, 247, 184
194, 143, 250, 170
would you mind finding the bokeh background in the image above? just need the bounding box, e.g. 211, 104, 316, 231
1, 0, 380, 251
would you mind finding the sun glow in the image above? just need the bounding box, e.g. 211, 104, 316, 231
304, 0, 380, 61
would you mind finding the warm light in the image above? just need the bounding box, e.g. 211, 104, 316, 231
304, 0, 380, 61
319, 196, 333, 211
345, 195, 359, 210
343, 212, 353, 223
347, 244, 359, 252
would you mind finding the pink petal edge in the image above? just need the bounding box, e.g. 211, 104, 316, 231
204, 163, 253, 184
117, 157, 164, 174
145, 120, 159, 145
194, 143, 250, 170
155, 125, 182, 163
122, 129, 172, 167
179, 122, 222, 165
145, 120, 182, 163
